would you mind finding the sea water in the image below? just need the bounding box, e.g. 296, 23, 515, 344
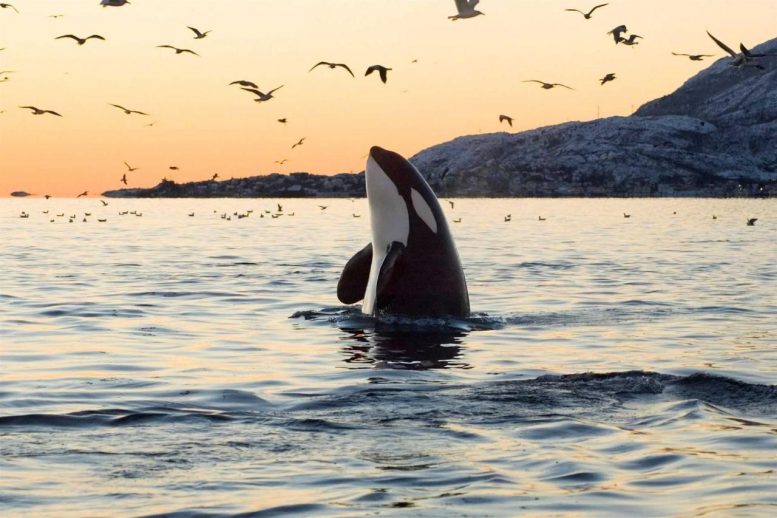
1, 198, 775, 516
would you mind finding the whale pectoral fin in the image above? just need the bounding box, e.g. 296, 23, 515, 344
337, 243, 373, 304
376, 241, 406, 308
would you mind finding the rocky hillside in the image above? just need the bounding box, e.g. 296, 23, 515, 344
106, 37, 776, 198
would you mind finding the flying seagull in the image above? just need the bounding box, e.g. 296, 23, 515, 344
77, 191, 88, 198
211, 173, 219, 180
20, 106, 62, 116
241, 85, 284, 102
187, 26, 211, 39
671, 52, 714, 61
620, 34, 642, 46
275, 159, 288, 165
309, 61, 354, 77
449, 0, 484, 20
706, 31, 768, 68
120, 174, 128, 185
599, 73, 616, 85
607, 25, 627, 44
522, 80, 574, 90
55, 34, 105, 45
49, 14, 64, 19
0, 3, 19, 13
499, 114, 513, 127
565, 4, 608, 19
291, 137, 306, 149
109, 103, 148, 115
747, 218, 757, 226
123, 161, 138, 172
365, 65, 392, 84
157, 45, 199, 56
277, 118, 287, 124
229, 80, 258, 88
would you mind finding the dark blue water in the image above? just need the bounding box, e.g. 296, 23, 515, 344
1, 198, 776, 516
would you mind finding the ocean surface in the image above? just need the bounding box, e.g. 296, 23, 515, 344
1, 197, 776, 517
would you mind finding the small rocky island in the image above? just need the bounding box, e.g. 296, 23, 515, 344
105, 37, 777, 199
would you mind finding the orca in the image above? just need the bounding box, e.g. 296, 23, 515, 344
337, 146, 469, 318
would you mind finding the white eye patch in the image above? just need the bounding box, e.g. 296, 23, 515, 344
411, 188, 438, 234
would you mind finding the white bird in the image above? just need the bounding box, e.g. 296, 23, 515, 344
449, 0, 484, 20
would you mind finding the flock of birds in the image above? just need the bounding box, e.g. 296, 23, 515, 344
1, 0, 773, 199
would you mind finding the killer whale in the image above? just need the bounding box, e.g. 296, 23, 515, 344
337, 146, 469, 317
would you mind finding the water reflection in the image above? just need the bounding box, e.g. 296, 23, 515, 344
338, 327, 471, 370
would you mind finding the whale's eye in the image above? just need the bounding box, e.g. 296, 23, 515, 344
411, 188, 438, 234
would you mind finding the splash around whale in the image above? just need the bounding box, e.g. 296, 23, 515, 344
337, 146, 470, 318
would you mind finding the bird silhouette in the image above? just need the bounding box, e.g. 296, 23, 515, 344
504, 214, 512, 222
499, 114, 514, 127
607, 25, 628, 44
706, 31, 768, 69
187, 26, 211, 39
229, 80, 258, 88
291, 137, 306, 149
565, 4, 608, 19
55, 34, 105, 45
120, 174, 128, 185
77, 191, 88, 198
100, 200, 109, 206
275, 159, 288, 165
241, 85, 284, 102
319, 205, 328, 210
110, 104, 148, 116
623, 213, 631, 218
747, 218, 757, 226
101, 0, 131, 6
309, 61, 354, 77
448, 200, 455, 209
20, 106, 61, 116
0, 3, 19, 13
671, 52, 714, 61
620, 34, 642, 46
365, 65, 392, 84
277, 118, 287, 124
124, 161, 138, 172
449, 0, 484, 20
211, 173, 219, 180
522, 80, 574, 90
600, 73, 616, 85
157, 45, 199, 56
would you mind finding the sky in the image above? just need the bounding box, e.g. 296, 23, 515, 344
0, 0, 775, 197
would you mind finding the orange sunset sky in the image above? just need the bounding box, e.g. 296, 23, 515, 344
1, 0, 775, 197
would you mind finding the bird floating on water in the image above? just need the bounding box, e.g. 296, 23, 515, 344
565, 4, 608, 19
110, 103, 148, 116
241, 85, 284, 102
522, 80, 574, 90
746, 218, 757, 226
187, 26, 211, 39
600, 73, 616, 85
449, 0, 484, 20
365, 65, 391, 84
56, 34, 105, 45
157, 45, 199, 56
309, 61, 354, 77
101, 0, 130, 6
672, 52, 714, 61
20, 106, 61, 116
499, 114, 513, 127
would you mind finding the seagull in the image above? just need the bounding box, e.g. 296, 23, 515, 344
241, 85, 284, 102
45, 195, 52, 199
229, 80, 258, 88
453, 218, 462, 223
123, 161, 138, 172
277, 203, 283, 212
522, 80, 574, 90
448, 200, 455, 209
77, 191, 88, 198
20, 106, 62, 116
101, 0, 130, 6
620, 34, 642, 46
55, 34, 105, 46
187, 26, 211, 39
100, 199, 109, 206
309, 61, 354, 77
169, 166, 179, 170
607, 25, 627, 44
319, 205, 328, 210
599, 73, 616, 85
565, 4, 608, 19
49, 14, 64, 19
120, 174, 128, 185
365, 65, 392, 84
353, 213, 361, 218
449, 0, 484, 20
157, 45, 199, 56
211, 173, 219, 180
504, 214, 511, 222
109, 104, 148, 116
538, 216, 546, 221
291, 137, 306, 149
0, 3, 19, 13
277, 118, 287, 124
746, 218, 757, 226
275, 159, 288, 165
623, 213, 631, 218
499, 114, 513, 127
671, 52, 714, 61
706, 31, 768, 69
